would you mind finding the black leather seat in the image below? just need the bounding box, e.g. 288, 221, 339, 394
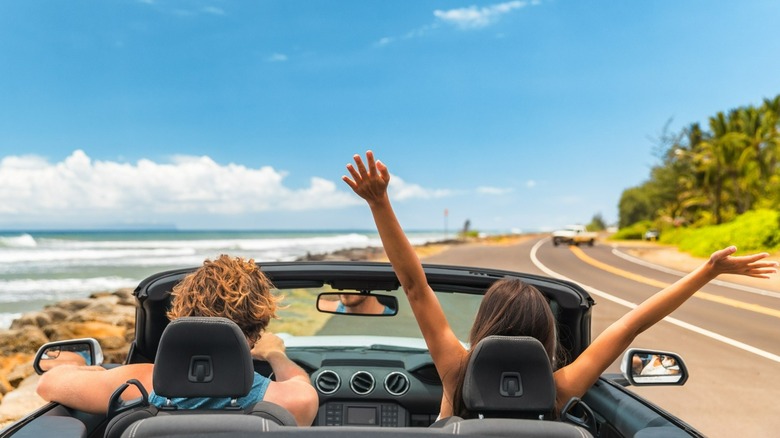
462, 335, 557, 420
104, 317, 296, 438
120, 416, 592, 438
152, 316, 255, 406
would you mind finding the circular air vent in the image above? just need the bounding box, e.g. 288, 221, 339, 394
384, 372, 410, 396
314, 370, 341, 394
350, 371, 375, 395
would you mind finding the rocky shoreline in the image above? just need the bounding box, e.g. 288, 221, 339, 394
0, 289, 137, 426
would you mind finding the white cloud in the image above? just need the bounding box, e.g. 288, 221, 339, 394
434, 1, 528, 30
477, 186, 513, 195
525, 180, 537, 188
0, 151, 455, 228
376, 37, 394, 47
377, 1, 535, 46
138, 2, 227, 17
375, 24, 439, 47
0, 150, 357, 225
267, 53, 288, 62
202, 6, 226, 16
388, 175, 452, 201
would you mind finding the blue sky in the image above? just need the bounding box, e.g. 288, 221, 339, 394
1, 0, 779, 232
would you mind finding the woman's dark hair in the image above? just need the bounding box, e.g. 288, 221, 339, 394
451, 277, 561, 418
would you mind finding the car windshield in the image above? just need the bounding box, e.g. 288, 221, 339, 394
267, 286, 482, 345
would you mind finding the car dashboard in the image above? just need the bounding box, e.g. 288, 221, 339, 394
255, 346, 443, 427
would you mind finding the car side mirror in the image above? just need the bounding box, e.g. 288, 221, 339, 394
620, 348, 688, 386
317, 292, 398, 316
33, 338, 104, 375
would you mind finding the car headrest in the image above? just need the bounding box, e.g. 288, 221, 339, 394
462, 335, 556, 419
153, 317, 254, 399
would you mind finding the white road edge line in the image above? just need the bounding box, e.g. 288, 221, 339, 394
530, 239, 780, 364
610, 245, 780, 299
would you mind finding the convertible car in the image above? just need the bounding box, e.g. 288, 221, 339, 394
1, 261, 701, 437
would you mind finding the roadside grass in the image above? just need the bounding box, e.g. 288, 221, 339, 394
659, 209, 780, 257
610, 221, 654, 241
610, 210, 780, 258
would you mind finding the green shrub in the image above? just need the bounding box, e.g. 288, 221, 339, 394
661, 209, 780, 257
611, 220, 654, 240
459, 230, 480, 239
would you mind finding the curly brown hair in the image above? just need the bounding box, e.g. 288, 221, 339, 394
167, 255, 280, 343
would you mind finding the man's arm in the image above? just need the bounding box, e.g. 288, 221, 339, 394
252, 332, 318, 426
36, 363, 154, 414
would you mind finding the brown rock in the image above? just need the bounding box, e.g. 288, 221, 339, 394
53, 299, 92, 313
68, 304, 135, 328
43, 307, 69, 323
0, 327, 48, 356
0, 288, 140, 426
0, 374, 47, 424
6, 362, 33, 388
43, 321, 125, 343
112, 288, 134, 300
83, 300, 118, 315
88, 291, 114, 299
0, 353, 34, 395
9, 312, 51, 330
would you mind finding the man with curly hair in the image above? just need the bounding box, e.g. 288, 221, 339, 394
37, 255, 318, 426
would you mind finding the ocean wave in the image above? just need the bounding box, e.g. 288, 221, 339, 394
0, 233, 37, 248
0, 276, 139, 302
0, 247, 198, 264
35, 232, 376, 250
0, 233, 385, 266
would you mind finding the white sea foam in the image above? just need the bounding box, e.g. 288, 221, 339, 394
0, 247, 198, 264
0, 233, 37, 248
0, 233, 388, 267
0, 276, 139, 302
0, 313, 22, 329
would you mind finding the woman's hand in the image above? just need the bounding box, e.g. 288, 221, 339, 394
342, 150, 391, 205
707, 246, 778, 278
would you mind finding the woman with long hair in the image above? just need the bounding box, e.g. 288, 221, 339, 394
343, 150, 777, 418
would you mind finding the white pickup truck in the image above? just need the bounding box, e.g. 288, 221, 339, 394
551, 225, 597, 246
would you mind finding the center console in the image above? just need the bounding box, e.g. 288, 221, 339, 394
318, 402, 406, 427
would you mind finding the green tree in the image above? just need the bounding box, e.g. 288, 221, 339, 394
618, 94, 780, 230
618, 186, 655, 228
587, 213, 607, 231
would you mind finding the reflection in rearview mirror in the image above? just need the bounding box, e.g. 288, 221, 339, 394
621, 348, 688, 386
33, 338, 104, 375
317, 292, 398, 316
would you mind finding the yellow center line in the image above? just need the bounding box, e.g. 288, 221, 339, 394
569, 246, 780, 319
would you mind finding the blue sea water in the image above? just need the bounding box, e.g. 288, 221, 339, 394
0, 229, 447, 328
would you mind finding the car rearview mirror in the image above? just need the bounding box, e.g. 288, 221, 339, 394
317, 292, 398, 316
620, 348, 688, 386
33, 338, 104, 375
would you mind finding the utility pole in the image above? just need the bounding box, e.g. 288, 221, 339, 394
444, 208, 448, 240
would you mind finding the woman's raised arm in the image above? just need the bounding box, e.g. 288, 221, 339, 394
343, 151, 467, 387
554, 246, 777, 409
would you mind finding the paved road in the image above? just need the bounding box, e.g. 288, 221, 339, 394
421, 236, 780, 438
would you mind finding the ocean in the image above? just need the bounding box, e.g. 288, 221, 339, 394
0, 229, 447, 329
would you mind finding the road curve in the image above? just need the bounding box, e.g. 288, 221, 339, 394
421, 236, 780, 438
